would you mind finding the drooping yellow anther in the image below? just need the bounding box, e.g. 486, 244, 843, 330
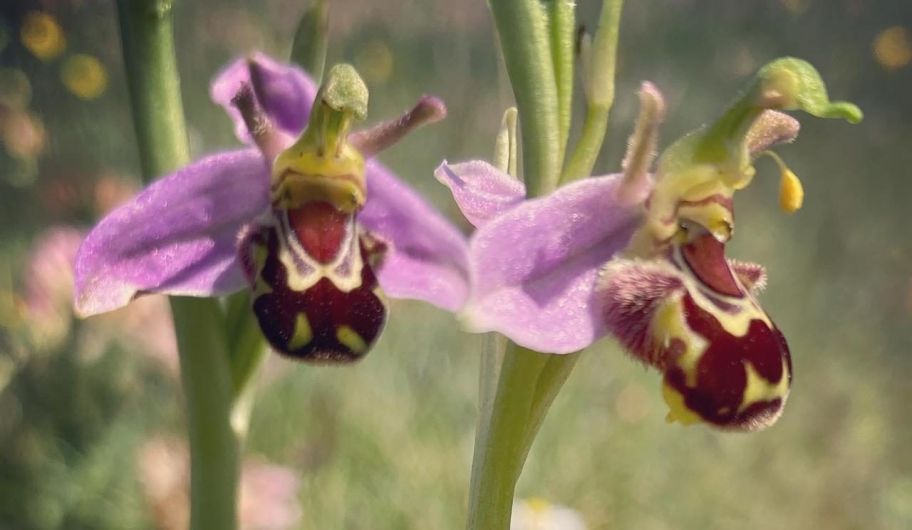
762, 151, 804, 213
779, 168, 804, 213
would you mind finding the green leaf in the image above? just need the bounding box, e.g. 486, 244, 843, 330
290, 0, 329, 84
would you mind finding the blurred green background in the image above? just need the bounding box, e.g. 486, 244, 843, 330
1, 0, 911, 528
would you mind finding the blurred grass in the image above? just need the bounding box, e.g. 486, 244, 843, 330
1, 0, 911, 528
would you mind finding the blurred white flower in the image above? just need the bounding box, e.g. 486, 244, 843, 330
239, 461, 303, 530
511, 498, 587, 530
18, 225, 178, 374
138, 436, 302, 530
19, 226, 83, 349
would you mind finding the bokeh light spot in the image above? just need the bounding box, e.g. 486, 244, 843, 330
61, 54, 108, 100
355, 40, 394, 86
614, 382, 651, 424
780, 0, 811, 15
2, 110, 46, 159
873, 26, 912, 71
0, 68, 32, 109
20, 11, 66, 61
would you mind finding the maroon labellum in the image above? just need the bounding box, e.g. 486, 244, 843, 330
240, 203, 387, 362
600, 233, 792, 431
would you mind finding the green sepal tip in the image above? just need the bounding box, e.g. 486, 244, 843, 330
320, 63, 368, 120
660, 57, 862, 174
755, 57, 863, 124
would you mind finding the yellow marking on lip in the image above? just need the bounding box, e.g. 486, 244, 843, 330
288, 313, 313, 350
671, 245, 772, 337
662, 381, 702, 425
336, 325, 368, 354
738, 359, 790, 413
647, 256, 775, 391
652, 293, 707, 387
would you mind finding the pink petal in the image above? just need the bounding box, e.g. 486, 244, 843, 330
359, 160, 470, 311
434, 160, 525, 227
210, 53, 317, 143
74, 149, 269, 317
462, 175, 642, 353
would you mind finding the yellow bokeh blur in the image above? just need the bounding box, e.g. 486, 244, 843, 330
21, 11, 66, 61
355, 40, 394, 86
61, 54, 108, 100
873, 26, 912, 71
780, 0, 811, 15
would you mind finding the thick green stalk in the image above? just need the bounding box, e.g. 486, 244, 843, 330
170, 299, 239, 530
224, 292, 268, 395
116, 1, 240, 529
117, 0, 189, 177
561, 0, 624, 183
469, 3, 629, 529
467, 333, 506, 518
550, 0, 575, 163
467, 344, 550, 530
489, 0, 561, 195
468, 3, 580, 529
521, 352, 580, 448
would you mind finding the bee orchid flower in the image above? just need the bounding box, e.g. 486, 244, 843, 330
74, 54, 469, 362
437, 58, 861, 430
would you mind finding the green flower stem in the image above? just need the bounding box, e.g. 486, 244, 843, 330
489, 0, 561, 196
117, 0, 188, 177
468, 3, 582, 529
224, 293, 268, 396
467, 344, 550, 530
468, 333, 506, 513
561, 0, 624, 183
170, 299, 240, 530
469, 3, 628, 529
550, 0, 575, 163
116, 1, 240, 529
520, 351, 580, 453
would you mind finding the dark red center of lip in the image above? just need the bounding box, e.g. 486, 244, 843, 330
681, 233, 742, 297
288, 202, 348, 264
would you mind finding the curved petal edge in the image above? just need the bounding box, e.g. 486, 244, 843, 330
461, 175, 643, 353
74, 149, 270, 317
359, 160, 470, 312
210, 53, 317, 144
434, 160, 525, 227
